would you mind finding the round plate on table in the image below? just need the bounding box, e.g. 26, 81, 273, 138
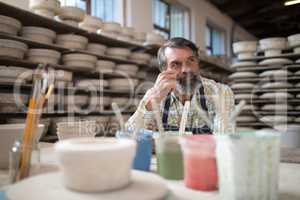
6, 170, 169, 200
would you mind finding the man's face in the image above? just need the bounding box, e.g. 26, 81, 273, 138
164, 47, 200, 95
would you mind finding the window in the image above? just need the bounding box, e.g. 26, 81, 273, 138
152, 0, 189, 39
205, 24, 226, 56
59, 0, 117, 22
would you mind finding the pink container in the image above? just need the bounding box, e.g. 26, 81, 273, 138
179, 135, 218, 191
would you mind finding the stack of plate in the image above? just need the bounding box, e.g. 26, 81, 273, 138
129, 52, 151, 64
56, 120, 97, 140
106, 48, 131, 59
230, 61, 257, 69
21, 26, 56, 44
232, 41, 257, 60
145, 32, 165, 46
259, 37, 287, 57
98, 22, 121, 39
62, 53, 97, 70
26, 48, 61, 65
0, 66, 32, 83
133, 31, 146, 44
0, 39, 28, 59
108, 78, 139, 91
29, 0, 60, 18
0, 15, 22, 35
287, 34, 300, 54
95, 60, 116, 74
231, 83, 255, 90
56, 6, 85, 27
115, 64, 139, 76
76, 79, 109, 90
56, 34, 88, 50
0, 93, 28, 113
79, 15, 103, 33
258, 58, 293, 66
87, 43, 107, 56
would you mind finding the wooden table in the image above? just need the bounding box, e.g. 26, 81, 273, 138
1, 143, 300, 200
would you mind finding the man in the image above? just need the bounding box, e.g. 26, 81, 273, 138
127, 37, 235, 134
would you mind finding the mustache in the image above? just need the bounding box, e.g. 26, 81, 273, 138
176, 72, 198, 85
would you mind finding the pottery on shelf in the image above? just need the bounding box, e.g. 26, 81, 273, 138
0, 15, 22, 36
0, 39, 28, 59
56, 34, 88, 50
21, 26, 56, 44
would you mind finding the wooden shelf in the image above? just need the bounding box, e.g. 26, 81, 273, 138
0, 2, 145, 49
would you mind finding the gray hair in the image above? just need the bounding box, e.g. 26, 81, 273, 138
157, 37, 199, 71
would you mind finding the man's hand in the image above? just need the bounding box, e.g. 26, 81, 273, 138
145, 70, 177, 111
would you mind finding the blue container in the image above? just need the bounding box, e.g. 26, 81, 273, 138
116, 129, 153, 171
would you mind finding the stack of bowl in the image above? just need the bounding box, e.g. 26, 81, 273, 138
129, 52, 151, 64
108, 78, 139, 91
29, 0, 60, 18
56, 34, 88, 49
26, 48, 61, 65
79, 14, 103, 33
118, 26, 135, 42
106, 47, 131, 60
98, 22, 121, 39
62, 53, 97, 71
0, 39, 28, 59
21, 26, 56, 45
56, 6, 85, 27
259, 37, 287, 57
287, 34, 300, 54
114, 64, 139, 76
56, 120, 97, 140
232, 41, 257, 60
87, 43, 107, 56
0, 15, 22, 35
95, 60, 116, 74
0, 66, 32, 83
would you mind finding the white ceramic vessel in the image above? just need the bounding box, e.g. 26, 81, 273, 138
96, 60, 116, 73
27, 48, 61, 65
235, 94, 258, 100
259, 92, 293, 99
259, 69, 292, 77
101, 22, 121, 33
231, 83, 255, 89
287, 34, 300, 48
87, 43, 107, 56
0, 15, 22, 35
229, 72, 257, 79
79, 15, 102, 32
259, 58, 293, 65
261, 82, 293, 89
56, 34, 88, 50
106, 48, 131, 59
259, 37, 287, 56
230, 61, 257, 68
55, 137, 136, 192
29, 0, 60, 12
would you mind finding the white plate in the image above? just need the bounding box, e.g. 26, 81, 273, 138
259, 58, 293, 66
79, 15, 103, 29
259, 70, 292, 77
231, 83, 255, 89
63, 53, 97, 63
259, 92, 293, 99
229, 72, 257, 79
106, 48, 131, 58
261, 82, 293, 89
29, 0, 60, 11
230, 61, 257, 68
6, 170, 168, 200
57, 6, 85, 22
259, 37, 287, 51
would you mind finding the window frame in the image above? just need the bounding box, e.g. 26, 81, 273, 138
205, 21, 227, 56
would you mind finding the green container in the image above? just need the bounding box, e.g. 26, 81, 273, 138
155, 134, 183, 180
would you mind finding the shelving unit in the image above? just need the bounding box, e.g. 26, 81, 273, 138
231, 50, 300, 129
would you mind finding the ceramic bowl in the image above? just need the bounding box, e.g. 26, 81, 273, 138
0, 15, 22, 35
232, 41, 257, 54
54, 70, 72, 82
259, 37, 287, 51
287, 34, 300, 48
236, 116, 257, 123
115, 64, 138, 73
21, 26, 56, 44
29, 0, 60, 11
55, 137, 136, 192
129, 52, 151, 62
260, 115, 293, 124
0, 123, 44, 169
79, 14, 102, 29
76, 79, 109, 89
259, 70, 292, 77
259, 92, 293, 99
101, 22, 121, 33
0, 39, 28, 59
259, 58, 293, 65
106, 48, 131, 58
230, 61, 257, 68
229, 72, 257, 79
63, 53, 97, 63
231, 83, 255, 89
261, 104, 292, 111
27, 48, 61, 65
235, 94, 258, 100
237, 52, 255, 60
294, 47, 300, 54
57, 6, 85, 22
261, 82, 293, 89
109, 78, 139, 89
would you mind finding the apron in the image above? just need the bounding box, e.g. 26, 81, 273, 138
162, 85, 212, 135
